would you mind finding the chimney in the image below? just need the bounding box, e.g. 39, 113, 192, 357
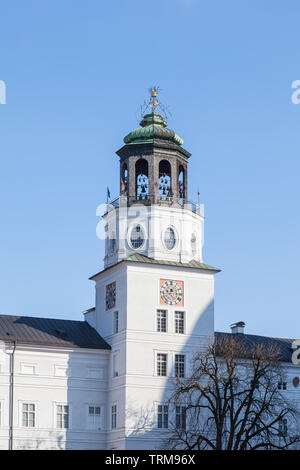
230, 321, 245, 334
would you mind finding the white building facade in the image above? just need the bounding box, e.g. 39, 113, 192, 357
0, 325, 111, 450
0, 100, 298, 450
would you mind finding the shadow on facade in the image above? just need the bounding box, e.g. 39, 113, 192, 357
124, 299, 215, 450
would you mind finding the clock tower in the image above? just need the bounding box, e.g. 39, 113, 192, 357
86, 89, 220, 450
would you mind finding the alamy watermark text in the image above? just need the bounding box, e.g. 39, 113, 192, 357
0, 80, 6, 104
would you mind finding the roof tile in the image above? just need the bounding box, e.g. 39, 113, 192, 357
0, 315, 110, 350
215, 332, 294, 363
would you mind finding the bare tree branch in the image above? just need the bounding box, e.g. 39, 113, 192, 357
165, 337, 300, 450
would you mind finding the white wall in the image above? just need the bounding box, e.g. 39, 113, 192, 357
0, 342, 110, 450
91, 260, 215, 449
124, 263, 214, 449
104, 204, 204, 268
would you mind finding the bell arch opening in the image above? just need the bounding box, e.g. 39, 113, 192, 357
178, 165, 185, 203
135, 159, 149, 201
121, 163, 128, 195
158, 160, 172, 201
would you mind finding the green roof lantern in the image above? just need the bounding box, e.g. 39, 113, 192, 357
123, 87, 184, 146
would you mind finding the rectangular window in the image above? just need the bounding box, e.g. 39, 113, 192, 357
112, 405, 117, 429
278, 418, 288, 437
176, 406, 186, 430
56, 405, 69, 429
278, 382, 287, 390
88, 406, 101, 430
114, 311, 119, 334
157, 353, 167, 376
22, 403, 35, 427
157, 405, 168, 429
157, 310, 167, 332
175, 311, 185, 334
175, 354, 185, 378
113, 353, 119, 377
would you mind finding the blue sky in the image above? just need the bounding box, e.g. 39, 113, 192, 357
0, 0, 300, 338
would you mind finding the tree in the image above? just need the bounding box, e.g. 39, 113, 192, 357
166, 336, 300, 450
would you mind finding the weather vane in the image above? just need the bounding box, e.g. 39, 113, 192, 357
138, 86, 171, 122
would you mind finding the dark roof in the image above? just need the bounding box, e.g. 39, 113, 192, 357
0, 315, 111, 350
90, 254, 220, 280
215, 332, 294, 363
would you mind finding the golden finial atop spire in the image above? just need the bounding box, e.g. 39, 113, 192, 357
138, 86, 170, 122
149, 86, 159, 112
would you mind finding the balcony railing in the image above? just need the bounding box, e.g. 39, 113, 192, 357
106, 195, 204, 217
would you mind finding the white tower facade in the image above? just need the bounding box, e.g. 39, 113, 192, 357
86, 93, 220, 449
104, 201, 204, 268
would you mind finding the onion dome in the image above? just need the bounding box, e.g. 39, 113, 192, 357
123, 112, 184, 146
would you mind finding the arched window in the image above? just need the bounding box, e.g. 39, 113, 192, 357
135, 159, 149, 201
121, 163, 128, 195
158, 160, 172, 201
178, 165, 185, 201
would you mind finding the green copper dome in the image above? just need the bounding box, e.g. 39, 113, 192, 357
123, 113, 184, 146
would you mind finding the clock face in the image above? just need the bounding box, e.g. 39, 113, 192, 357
106, 281, 116, 311
160, 279, 184, 306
